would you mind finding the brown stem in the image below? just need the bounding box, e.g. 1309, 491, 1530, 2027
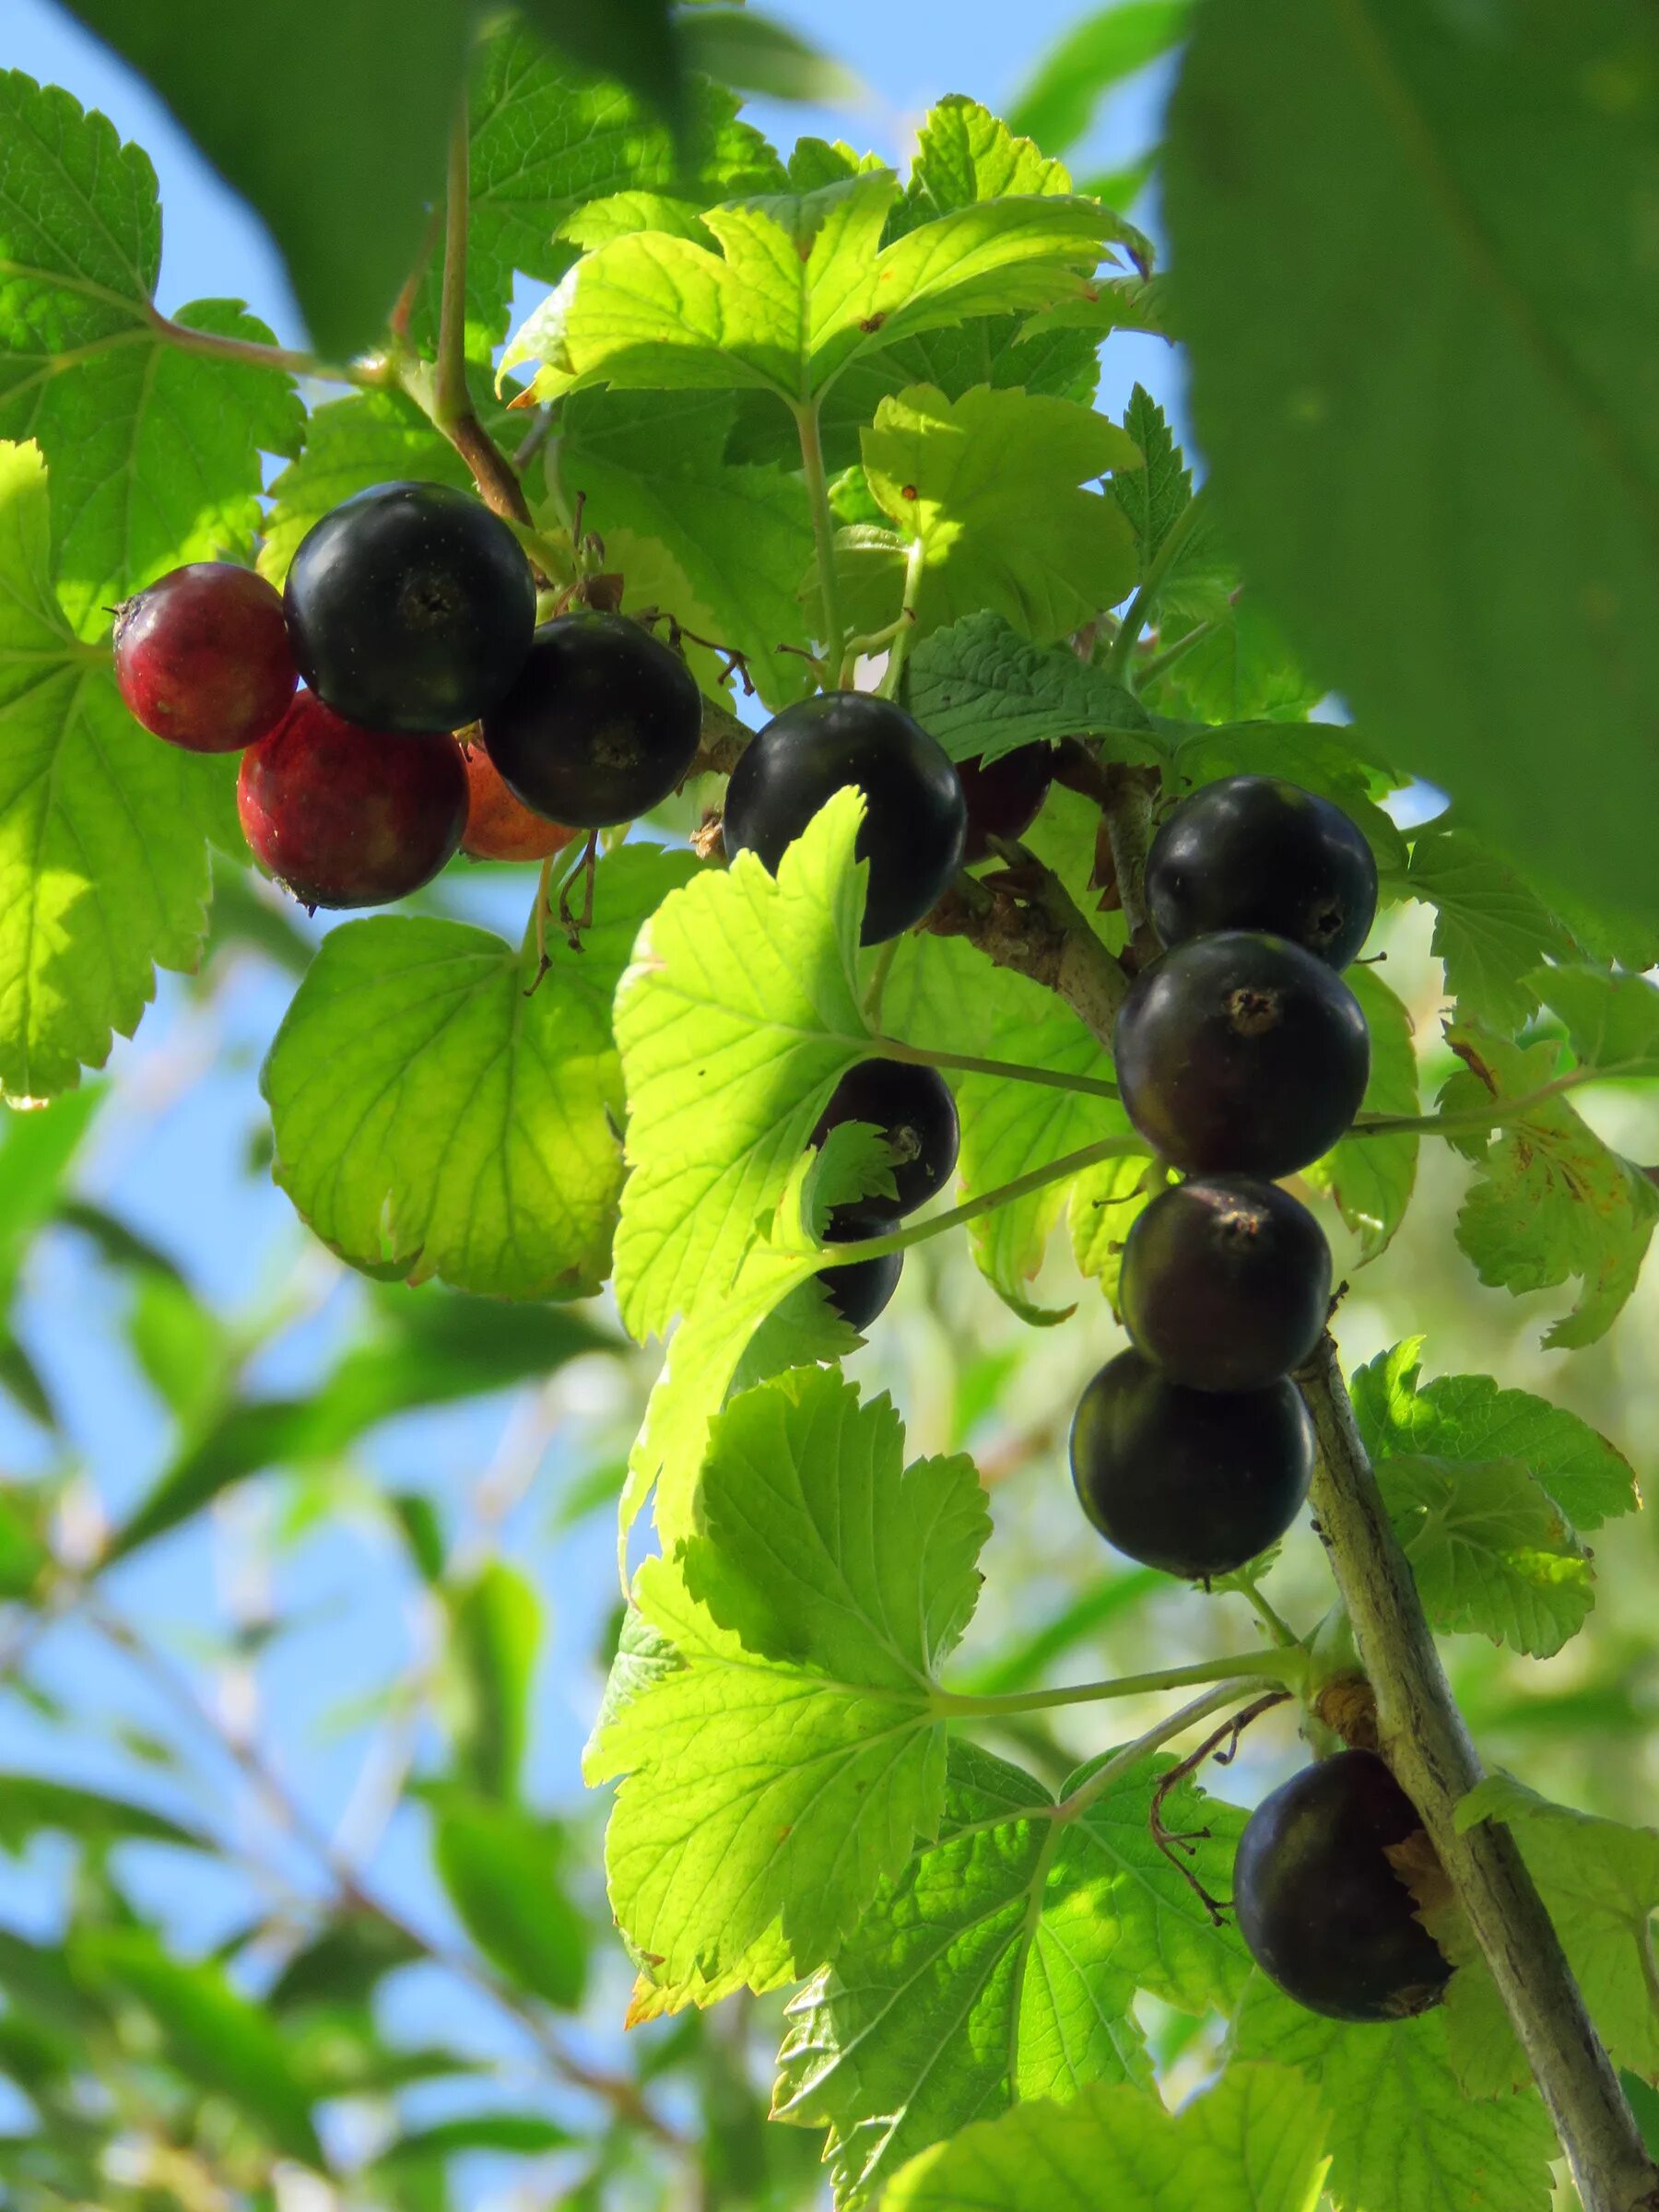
1297, 1338, 1659, 2212
923, 855, 1132, 1039
430, 108, 532, 532
1100, 763, 1163, 971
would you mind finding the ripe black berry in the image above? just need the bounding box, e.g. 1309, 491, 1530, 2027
1121, 1176, 1332, 1393
283, 481, 535, 734
1068, 1347, 1312, 1579
957, 744, 1054, 864
237, 693, 467, 910
820, 1207, 902, 1331
723, 692, 967, 945
811, 1060, 959, 1227
1147, 775, 1379, 969
1234, 1750, 1453, 2022
113, 563, 296, 752
1114, 933, 1370, 1179
482, 613, 701, 830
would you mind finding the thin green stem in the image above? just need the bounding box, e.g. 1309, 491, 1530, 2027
1054, 1680, 1270, 1826
826, 1136, 1146, 1263
1234, 1578, 1301, 1649
148, 308, 390, 390
935, 1651, 1296, 1722
863, 938, 900, 1026
1135, 616, 1219, 690
870, 1030, 1120, 1100
795, 397, 845, 677
1350, 1066, 1600, 1140
434, 110, 471, 431
1109, 485, 1210, 681
839, 618, 906, 689
878, 535, 927, 700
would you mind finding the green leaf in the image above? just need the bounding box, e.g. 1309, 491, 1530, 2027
554, 389, 816, 708
0, 1776, 205, 1854
1451, 1775, 1659, 2089
1070, 1147, 1159, 1306
516, 0, 687, 131
53, 6, 467, 358
1351, 1339, 1637, 1532
1163, 0, 1659, 924
429, 1792, 587, 2011
675, 9, 863, 103
1531, 964, 1659, 1081
0, 443, 218, 1100
1304, 965, 1418, 1258
445, 23, 783, 355
0, 72, 302, 625
375, 2113, 573, 2168
1406, 825, 1575, 1035
1008, 3, 1194, 154
1377, 1453, 1591, 1658
1152, 596, 1326, 728
881, 2061, 1328, 2212
1438, 1023, 1659, 1348
75, 1928, 323, 2166
906, 611, 1157, 768
441, 1561, 540, 1801
589, 1370, 989, 1993
1231, 1974, 1550, 2212
501, 169, 1117, 406
613, 789, 874, 1340
618, 1144, 858, 1564
776, 1739, 1246, 2204
0, 1087, 102, 1308
859, 384, 1139, 645
264, 847, 693, 1299
957, 1016, 1124, 1323
1113, 383, 1192, 580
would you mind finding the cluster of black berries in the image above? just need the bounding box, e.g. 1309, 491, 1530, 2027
112, 483, 704, 907
1069, 775, 1377, 1583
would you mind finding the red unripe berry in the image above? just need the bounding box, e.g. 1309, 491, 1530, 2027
113, 562, 297, 753
237, 692, 467, 911
460, 743, 576, 864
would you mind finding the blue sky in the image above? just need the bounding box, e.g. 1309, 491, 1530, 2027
0, 2, 1186, 2188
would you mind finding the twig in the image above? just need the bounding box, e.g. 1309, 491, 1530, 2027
1147, 1691, 1289, 1924
430, 109, 533, 532
1297, 1338, 1659, 2212
922, 853, 1133, 1036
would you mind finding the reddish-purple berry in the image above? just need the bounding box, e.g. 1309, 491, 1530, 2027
113, 562, 297, 753
237, 692, 467, 911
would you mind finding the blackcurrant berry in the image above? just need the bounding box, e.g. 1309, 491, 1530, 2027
1121, 1176, 1332, 1393
957, 745, 1054, 864
283, 482, 535, 735
811, 1060, 959, 1227
237, 692, 468, 910
1068, 1347, 1312, 1580
1147, 775, 1379, 970
481, 613, 701, 830
461, 742, 576, 863
113, 563, 296, 752
1234, 1750, 1453, 2022
820, 1206, 902, 1331
723, 692, 967, 945
1114, 933, 1370, 1179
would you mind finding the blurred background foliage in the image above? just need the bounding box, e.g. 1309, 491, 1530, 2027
2, 1, 1656, 2208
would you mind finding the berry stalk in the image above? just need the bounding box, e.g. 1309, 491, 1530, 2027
1298, 1336, 1659, 2212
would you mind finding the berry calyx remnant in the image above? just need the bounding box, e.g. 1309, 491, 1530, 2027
722, 691, 968, 945
957, 744, 1054, 863
283, 481, 535, 735
1120, 1175, 1333, 1393
460, 743, 576, 863
237, 693, 468, 910
113, 563, 297, 753
482, 612, 702, 830
1234, 1749, 1454, 2022
1114, 932, 1371, 1179
1147, 774, 1379, 970
810, 1060, 959, 1229
1068, 1347, 1314, 1579
820, 1206, 902, 1331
